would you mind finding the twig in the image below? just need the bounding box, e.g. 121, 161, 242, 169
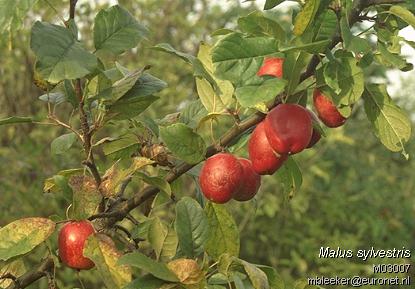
6, 258, 54, 289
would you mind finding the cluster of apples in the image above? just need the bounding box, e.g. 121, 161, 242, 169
199, 57, 347, 204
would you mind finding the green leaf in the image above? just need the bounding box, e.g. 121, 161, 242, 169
284, 51, 312, 96
235, 78, 287, 109
160, 123, 206, 164
212, 33, 279, 86
101, 134, 139, 160
196, 43, 235, 113
147, 218, 168, 260
264, 0, 284, 10
106, 73, 166, 120
43, 168, 84, 194
205, 203, 240, 260
69, 175, 102, 219
239, 260, 269, 289
30, 22, 97, 83
38, 92, 66, 105
313, 9, 337, 41
256, 266, 285, 289
160, 227, 178, 262
376, 42, 410, 70
293, 0, 320, 36
50, 133, 77, 155
0, 116, 32, 126
153, 43, 218, 90
363, 84, 411, 158
275, 157, 302, 199
0, 218, 55, 261
280, 40, 330, 53
118, 251, 179, 282
175, 197, 209, 258
94, 5, 148, 55
123, 275, 165, 289
0, 0, 37, 35
340, 15, 371, 54
318, 53, 364, 114
179, 100, 208, 128
388, 6, 415, 29
136, 172, 172, 197
94, 69, 143, 104
84, 234, 132, 289
0, 259, 26, 289
238, 11, 285, 42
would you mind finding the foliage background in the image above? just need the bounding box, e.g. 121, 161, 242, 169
0, 0, 414, 288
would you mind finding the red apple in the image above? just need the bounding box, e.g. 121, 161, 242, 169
233, 158, 261, 202
248, 122, 287, 175
307, 110, 322, 148
264, 104, 313, 155
257, 57, 284, 78
313, 90, 347, 128
58, 220, 95, 270
199, 153, 243, 204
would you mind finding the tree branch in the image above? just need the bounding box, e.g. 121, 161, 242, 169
6, 258, 54, 289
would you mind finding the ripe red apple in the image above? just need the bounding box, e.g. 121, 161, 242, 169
248, 122, 287, 175
199, 153, 243, 204
313, 90, 347, 128
257, 57, 284, 78
307, 110, 322, 148
233, 158, 261, 202
58, 220, 95, 270
264, 104, 313, 155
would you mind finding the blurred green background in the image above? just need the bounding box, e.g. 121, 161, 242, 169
0, 0, 414, 288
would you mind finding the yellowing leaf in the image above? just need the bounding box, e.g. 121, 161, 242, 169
0, 218, 55, 261
84, 234, 132, 289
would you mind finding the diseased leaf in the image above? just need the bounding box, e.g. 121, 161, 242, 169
0, 259, 26, 289
30, 22, 97, 83
167, 259, 206, 286
0, 218, 55, 261
84, 234, 132, 289
175, 197, 209, 258
43, 168, 84, 194
293, 0, 320, 36
363, 84, 411, 158
118, 251, 179, 282
69, 175, 102, 219
160, 124, 206, 164
205, 203, 240, 260
94, 5, 148, 55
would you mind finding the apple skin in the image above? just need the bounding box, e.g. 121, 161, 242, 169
233, 158, 261, 202
307, 110, 322, 148
257, 57, 284, 78
199, 153, 243, 204
248, 122, 287, 175
264, 104, 313, 155
313, 90, 347, 128
58, 220, 95, 270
